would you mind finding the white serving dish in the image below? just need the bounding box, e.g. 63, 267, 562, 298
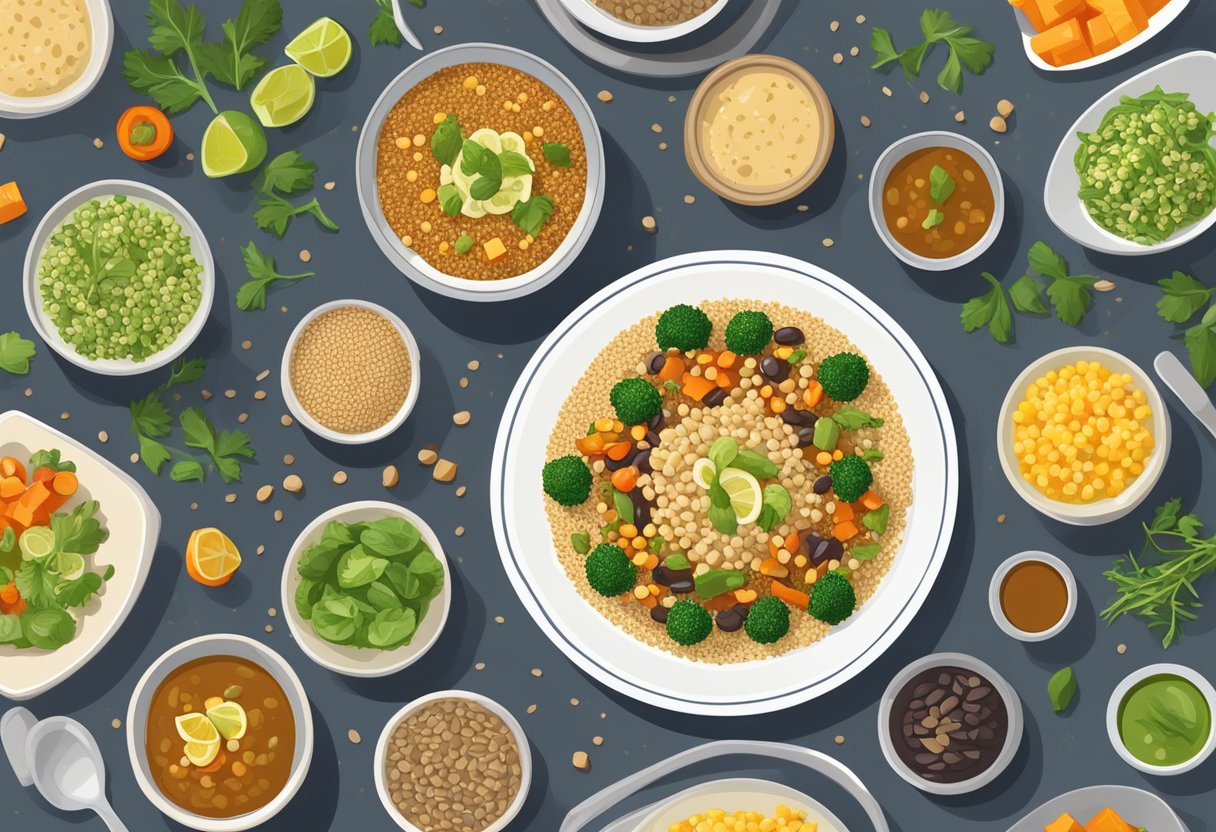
1007, 784, 1189, 832
374, 690, 531, 832
868, 131, 1005, 272
0, 410, 159, 701
632, 779, 845, 832
356, 43, 605, 302
1012, 0, 1192, 73
22, 180, 216, 376
281, 501, 451, 678
988, 550, 1077, 642
997, 346, 1170, 525
125, 634, 314, 832
557, 0, 731, 43
877, 652, 1024, 796
1106, 663, 1216, 776
281, 300, 421, 444
0, 0, 113, 118
490, 250, 959, 716
1044, 51, 1216, 256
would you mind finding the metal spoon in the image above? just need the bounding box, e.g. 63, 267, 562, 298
1, 707, 37, 787
25, 716, 127, 831
1154, 350, 1216, 441
390, 0, 425, 50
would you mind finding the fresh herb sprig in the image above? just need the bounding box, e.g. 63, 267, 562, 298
1157, 271, 1216, 387
871, 9, 994, 94
0, 332, 36, 375
253, 151, 339, 237
236, 241, 315, 311
1101, 498, 1216, 649
1026, 241, 1099, 326
369, 0, 424, 46
197, 0, 282, 90
961, 272, 1013, 344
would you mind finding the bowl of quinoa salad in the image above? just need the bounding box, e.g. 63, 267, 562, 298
491, 251, 958, 715
557, 0, 733, 43
22, 179, 214, 376
356, 44, 604, 302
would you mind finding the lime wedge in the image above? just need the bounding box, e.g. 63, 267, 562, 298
201, 111, 268, 178
718, 468, 763, 525
205, 700, 248, 741
18, 526, 56, 561
55, 552, 85, 581
250, 65, 316, 128
285, 17, 352, 78
691, 458, 716, 490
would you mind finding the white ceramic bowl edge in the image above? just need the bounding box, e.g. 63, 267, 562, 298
1105, 663, 1216, 776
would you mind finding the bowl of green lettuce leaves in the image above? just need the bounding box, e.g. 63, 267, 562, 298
281, 501, 450, 678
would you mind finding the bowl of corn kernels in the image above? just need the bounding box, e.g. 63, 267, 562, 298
638, 778, 842, 832
997, 346, 1170, 526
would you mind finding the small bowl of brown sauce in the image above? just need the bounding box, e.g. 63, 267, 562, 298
989, 551, 1077, 642
869, 131, 1004, 271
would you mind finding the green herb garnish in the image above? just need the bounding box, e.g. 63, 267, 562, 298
431, 114, 463, 166
0, 332, 36, 375
511, 195, 555, 237
437, 183, 463, 218
921, 208, 945, 230
543, 142, 572, 167
862, 503, 890, 535
454, 234, 474, 254
1009, 273, 1048, 315
928, 165, 955, 203
236, 241, 314, 312
196, 0, 282, 90
253, 151, 316, 195
1157, 272, 1216, 387
832, 405, 885, 431
756, 484, 792, 532
870, 9, 994, 94
961, 272, 1013, 344
1026, 241, 1099, 327
851, 544, 882, 560
498, 150, 534, 177
1048, 667, 1077, 713
254, 195, 339, 237
368, 0, 403, 47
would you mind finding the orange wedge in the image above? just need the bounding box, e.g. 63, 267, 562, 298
186, 527, 242, 586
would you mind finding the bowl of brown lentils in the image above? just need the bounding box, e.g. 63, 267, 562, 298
374, 690, 531, 832
558, 0, 733, 43
281, 299, 421, 445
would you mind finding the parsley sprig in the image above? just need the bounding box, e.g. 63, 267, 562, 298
253, 151, 339, 237
1157, 271, 1216, 387
0, 332, 36, 375
369, 0, 424, 46
871, 9, 994, 94
237, 241, 314, 311
961, 273, 1013, 344
1026, 241, 1099, 326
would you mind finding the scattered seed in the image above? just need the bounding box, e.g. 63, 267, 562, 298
299, 249, 312, 263
256, 545, 265, 556
658, 141, 668, 151
832, 52, 844, 64
593, 735, 603, 746
256, 485, 274, 503
274, 509, 283, 523
201, 390, 213, 400
474, 661, 486, 670
382, 465, 400, 488
224, 389, 236, 399
347, 729, 361, 744
796, 204, 809, 213
596, 90, 614, 103
433, 459, 458, 482
1094, 279, 1116, 292
650, 123, 662, 134
433, 24, 443, 34
849, 46, 860, 57
572, 751, 591, 771
569, 698, 579, 707
60, 412, 70, 421
98, 430, 109, 443
453, 410, 471, 426
186, 151, 195, 161
860, 115, 871, 127
641, 215, 657, 233
190, 502, 198, 511
531, 668, 543, 678
835, 735, 845, 745
881, 86, 892, 97
268, 607, 277, 618
855, 14, 866, 23
1117, 643, 1127, 654
822, 238, 834, 248
919, 91, 930, 104
280, 414, 293, 427
224, 493, 237, 504
467, 359, 480, 371
418, 447, 439, 466
332, 470, 348, 485
455, 485, 467, 498
526, 704, 537, 714
830, 20, 840, 31
23, 388, 31, 397
494, 615, 505, 624
324, 181, 335, 191
130, 452, 139, 464
256, 369, 270, 382
283, 474, 304, 493
997, 99, 1015, 118
683, 194, 695, 204
92, 137, 103, 149
459, 376, 469, 388
997, 513, 1007, 524
989, 116, 1008, 133
111, 718, 121, 729
954, 110, 966, 123
283, 454, 295, 465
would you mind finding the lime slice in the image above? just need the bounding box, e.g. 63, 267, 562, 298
718, 468, 763, 525
205, 700, 248, 741
285, 17, 352, 78
691, 458, 716, 490
485, 175, 531, 215
499, 131, 529, 156
201, 111, 268, 178
467, 128, 503, 155
18, 526, 56, 561
175, 713, 221, 767
250, 65, 316, 128
55, 552, 85, 581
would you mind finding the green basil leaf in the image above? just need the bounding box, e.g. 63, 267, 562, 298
543, 142, 571, 167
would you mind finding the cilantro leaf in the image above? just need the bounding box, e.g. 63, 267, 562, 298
870, 27, 902, 68
179, 407, 254, 483
123, 0, 218, 114
139, 435, 172, 475
937, 49, 963, 94
369, 0, 404, 47
869, 9, 992, 93
131, 392, 172, 439
51, 501, 108, 556
949, 35, 995, 75
237, 241, 314, 311
122, 50, 204, 114
56, 571, 109, 608
180, 406, 216, 454
197, 0, 281, 90
146, 0, 207, 56
164, 357, 206, 390
961, 272, 1013, 344
254, 151, 317, 196
15, 559, 56, 609
170, 460, 205, 482
1009, 274, 1048, 315
1157, 271, 1213, 324
1027, 240, 1069, 282
0, 332, 36, 375
511, 195, 555, 237
1044, 273, 1098, 326
1183, 306, 1216, 387
928, 165, 955, 204
922, 208, 945, 230
254, 194, 339, 237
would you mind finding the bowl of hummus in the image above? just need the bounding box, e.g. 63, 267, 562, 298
0, 0, 113, 119
684, 55, 835, 206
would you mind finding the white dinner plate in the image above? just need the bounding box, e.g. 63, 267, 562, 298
489, 251, 958, 715
1044, 51, 1216, 256
1012, 0, 1191, 73
1006, 785, 1189, 832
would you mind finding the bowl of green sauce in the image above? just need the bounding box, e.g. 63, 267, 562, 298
1107, 663, 1215, 775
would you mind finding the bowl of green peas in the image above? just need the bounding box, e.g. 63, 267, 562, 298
22, 179, 215, 375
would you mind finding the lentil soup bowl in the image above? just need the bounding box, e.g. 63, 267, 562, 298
355, 43, 605, 302
556, 0, 732, 44
22, 179, 215, 376
491, 250, 959, 715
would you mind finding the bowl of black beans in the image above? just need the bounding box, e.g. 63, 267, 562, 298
877, 652, 1023, 795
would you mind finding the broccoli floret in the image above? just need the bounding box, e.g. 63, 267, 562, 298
817, 352, 869, 401
542, 455, 593, 506
585, 544, 636, 596
666, 599, 713, 645
744, 596, 790, 644
610, 377, 662, 425
724, 310, 774, 355
828, 455, 873, 503
809, 571, 857, 625
656, 304, 712, 352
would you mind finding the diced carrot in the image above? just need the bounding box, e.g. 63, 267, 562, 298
6, 503, 35, 530
682, 375, 716, 402
833, 503, 855, 524
639, 594, 657, 609
716, 351, 737, 368
0, 583, 18, 604
783, 531, 801, 554
733, 588, 757, 605
1009, 0, 1048, 30
1039, 0, 1089, 26
658, 355, 684, 383
804, 380, 823, 408
0, 457, 25, 482
1084, 807, 1136, 832
715, 368, 738, 389
604, 441, 632, 461
1087, 0, 1148, 40
32, 467, 55, 484
0, 477, 24, 500
643, 554, 659, 571
1031, 17, 1091, 64
1044, 813, 1084, 832
1140, 0, 1168, 11
771, 581, 811, 610
767, 536, 781, 559
610, 466, 638, 493
0, 182, 27, 225
859, 490, 885, 511
196, 751, 227, 774
833, 521, 860, 542
759, 557, 789, 578
575, 434, 605, 455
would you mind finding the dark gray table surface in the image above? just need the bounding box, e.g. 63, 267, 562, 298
2, 0, 1215, 829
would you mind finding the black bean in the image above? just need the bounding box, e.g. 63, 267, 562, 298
603, 452, 632, 472
702, 388, 728, 407
644, 431, 662, 448
813, 475, 833, 494
715, 609, 743, 632
796, 427, 816, 448
781, 408, 817, 429
629, 490, 651, 527
774, 326, 805, 346
634, 449, 653, 474
650, 606, 669, 624
759, 355, 788, 382
668, 579, 694, 594
648, 412, 665, 432
646, 352, 666, 374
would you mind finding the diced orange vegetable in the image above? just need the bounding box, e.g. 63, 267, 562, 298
715, 368, 738, 389
804, 380, 823, 408
32, 467, 56, 484
51, 471, 78, 497
0, 457, 25, 482
482, 237, 508, 263
1085, 14, 1119, 53
1140, 0, 1168, 11
1044, 813, 1084, 832
1087, 0, 1148, 41
783, 531, 801, 554
682, 375, 716, 402
1084, 807, 1135, 832
833, 521, 860, 542
0, 182, 27, 225
1009, 0, 1048, 30
0, 477, 24, 500
771, 581, 810, 610
604, 441, 632, 461
833, 503, 855, 524
6, 503, 35, 530
759, 557, 789, 578
610, 466, 638, 492
716, 351, 737, 368
1031, 17, 1091, 65
733, 588, 757, 605
859, 490, 885, 511
575, 434, 605, 455
658, 355, 684, 383
767, 537, 781, 559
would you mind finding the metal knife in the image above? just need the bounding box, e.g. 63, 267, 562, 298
1154, 350, 1216, 441
391, 0, 425, 51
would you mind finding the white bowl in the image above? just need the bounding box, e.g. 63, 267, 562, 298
1045, 51, 1216, 256
1008, 784, 1190, 832
0, 410, 159, 701
355, 43, 605, 302
877, 652, 1023, 796
868, 131, 1005, 272
557, 0, 731, 43
125, 634, 314, 831
374, 690, 531, 832
0, 0, 113, 118
1106, 663, 1216, 776
997, 346, 1171, 526
634, 779, 845, 832
1012, 0, 1192, 73
22, 180, 215, 376
988, 551, 1077, 642
281, 501, 451, 678
280, 300, 420, 444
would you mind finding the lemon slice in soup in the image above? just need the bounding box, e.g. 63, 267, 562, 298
692, 458, 716, 490
175, 713, 221, 767
205, 701, 248, 741
719, 468, 763, 525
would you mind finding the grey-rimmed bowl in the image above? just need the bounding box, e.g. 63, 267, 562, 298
126, 634, 314, 832
557, 0, 732, 43
0, 0, 113, 118
877, 652, 1023, 796
1106, 663, 1216, 776
868, 131, 1005, 272
356, 43, 605, 302
988, 550, 1077, 642
22, 180, 215, 376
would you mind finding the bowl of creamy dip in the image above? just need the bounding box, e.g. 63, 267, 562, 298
684, 55, 835, 206
0, 0, 113, 119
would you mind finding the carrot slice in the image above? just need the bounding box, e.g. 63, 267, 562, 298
771, 581, 811, 610
833, 503, 855, 524
0, 457, 26, 482
658, 355, 685, 383
682, 376, 716, 401
0, 182, 27, 225
859, 490, 885, 511
0, 477, 24, 500
833, 521, 860, 542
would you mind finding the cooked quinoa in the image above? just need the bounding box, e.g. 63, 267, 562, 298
375, 62, 588, 281
543, 300, 913, 664
592, 0, 718, 27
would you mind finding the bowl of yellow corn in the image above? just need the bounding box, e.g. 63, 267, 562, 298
639, 779, 839, 832
997, 346, 1170, 525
